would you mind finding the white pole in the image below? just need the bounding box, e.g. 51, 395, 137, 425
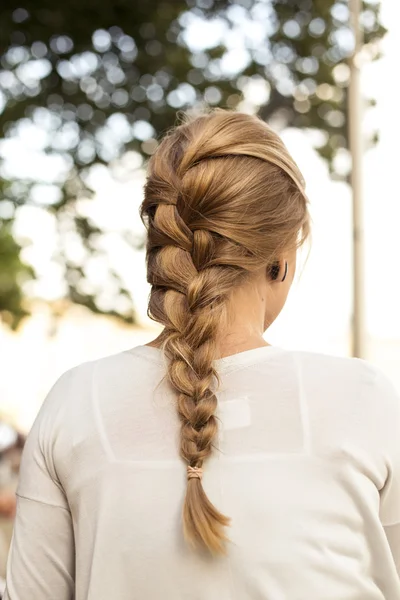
348, 0, 365, 358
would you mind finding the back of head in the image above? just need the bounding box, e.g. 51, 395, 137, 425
140, 108, 310, 555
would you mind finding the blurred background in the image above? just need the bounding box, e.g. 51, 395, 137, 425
0, 0, 399, 584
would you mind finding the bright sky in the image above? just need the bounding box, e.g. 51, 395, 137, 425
1, 0, 400, 429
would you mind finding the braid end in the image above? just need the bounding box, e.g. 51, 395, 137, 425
183, 478, 231, 555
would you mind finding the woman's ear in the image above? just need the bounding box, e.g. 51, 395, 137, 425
268, 260, 288, 282
269, 261, 280, 281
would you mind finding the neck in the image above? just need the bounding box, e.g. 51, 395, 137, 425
147, 330, 270, 358
147, 274, 273, 358
148, 309, 269, 359
216, 318, 269, 359
216, 276, 270, 357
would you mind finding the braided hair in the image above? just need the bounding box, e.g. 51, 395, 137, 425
140, 108, 309, 554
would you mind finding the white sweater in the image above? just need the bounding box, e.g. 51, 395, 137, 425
5, 345, 400, 599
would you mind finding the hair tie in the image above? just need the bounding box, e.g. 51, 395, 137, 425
187, 465, 203, 480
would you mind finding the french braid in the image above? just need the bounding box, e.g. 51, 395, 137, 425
141, 108, 310, 554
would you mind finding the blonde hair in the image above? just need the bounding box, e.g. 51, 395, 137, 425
140, 108, 310, 554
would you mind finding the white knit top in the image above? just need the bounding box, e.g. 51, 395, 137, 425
5, 345, 400, 599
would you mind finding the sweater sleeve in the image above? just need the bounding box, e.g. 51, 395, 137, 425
374, 369, 400, 574
377, 370, 400, 527
4, 371, 75, 600
384, 523, 400, 577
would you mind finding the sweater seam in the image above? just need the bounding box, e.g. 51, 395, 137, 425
91, 359, 116, 462
16, 492, 70, 512
293, 353, 312, 455
383, 519, 400, 528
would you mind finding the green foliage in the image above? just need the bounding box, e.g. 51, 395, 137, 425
0, 0, 386, 327
0, 219, 33, 329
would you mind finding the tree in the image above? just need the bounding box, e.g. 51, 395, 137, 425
0, 0, 385, 328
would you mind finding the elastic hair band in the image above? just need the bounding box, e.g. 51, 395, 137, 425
187, 465, 203, 480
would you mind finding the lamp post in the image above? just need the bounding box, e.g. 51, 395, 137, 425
348, 0, 365, 358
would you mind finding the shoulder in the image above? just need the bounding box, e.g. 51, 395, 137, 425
291, 349, 400, 419
34, 349, 137, 424
291, 349, 379, 386
57, 348, 139, 384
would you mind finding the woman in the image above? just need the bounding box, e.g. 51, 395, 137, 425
5, 109, 400, 599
